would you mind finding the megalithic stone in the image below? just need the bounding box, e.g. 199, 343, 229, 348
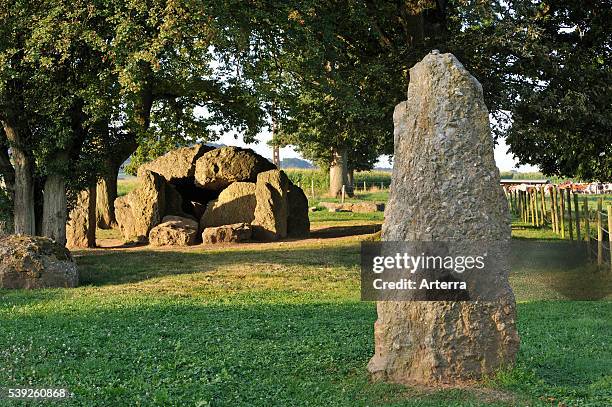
368, 51, 519, 385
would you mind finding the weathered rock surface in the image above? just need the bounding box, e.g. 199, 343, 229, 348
318, 201, 384, 213
351, 202, 384, 213
0, 235, 78, 289
148, 216, 198, 246
115, 145, 309, 244
194, 146, 276, 190
115, 170, 166, 242
200, 182, 257, 229
252, 170, 289, 241
202, 223, 251, 244
66, 189, 95, 248
287, 182, 310, 237
368, 52, 519, 385
137, 144, 212, 182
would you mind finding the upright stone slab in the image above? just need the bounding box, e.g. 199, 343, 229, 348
368, 52, 519, 385
115, 170, 166, 242
200, 182, 257, 229
66, 188, 96, 248
252, 169, 289, 241
286, 182, 310, 237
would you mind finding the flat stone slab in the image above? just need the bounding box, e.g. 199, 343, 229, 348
202, 223, 252, 244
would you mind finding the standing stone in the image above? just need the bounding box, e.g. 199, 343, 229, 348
252, 170, 289, 241
287, 182, 310, 237
200, 182, 257, 229
66, 188, 96, 248
368, 52, 519, 385
115, 170, 166, 242
194, 146, 276, 190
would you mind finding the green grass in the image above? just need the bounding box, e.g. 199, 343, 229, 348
117, 177, 139, 197
1, 234, 610, 406
2, 180, 608, 405
284, 169, 392, 193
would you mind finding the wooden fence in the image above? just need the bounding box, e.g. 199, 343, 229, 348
506, 185, 612, 270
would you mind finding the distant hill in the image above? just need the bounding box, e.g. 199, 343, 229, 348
281, 157, 314, 169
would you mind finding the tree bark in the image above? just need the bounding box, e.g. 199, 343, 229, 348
42, 173, 67, 245
329, 146, 349, 198
347, 168, 355, 195
96, 135, 137, 229
96, 168, 118, 229
2, 121, 35, 235
0, 140, 15, 199
87, 184, 97, 247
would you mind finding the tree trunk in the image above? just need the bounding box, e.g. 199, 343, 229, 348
96, 169, 118, 229
42, 173, 67, 245
0, 141, 15, 199
329, 146, 348, 198
2, 122, 35, 235
87, 184, 97, 247
347, 168, 355, 195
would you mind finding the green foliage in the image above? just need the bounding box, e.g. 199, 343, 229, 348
284, 169, 391, 191
454, 1, 612, 181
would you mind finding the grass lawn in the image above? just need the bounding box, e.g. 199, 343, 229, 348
1, 228, 610, 406
1, 183, 610, 406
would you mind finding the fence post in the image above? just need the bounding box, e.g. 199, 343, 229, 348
559, 188, 565, 239
551, 188, 558, 233
341, 185, 346, 203
311, 179, 315, 200
363, 181, 366, 192
525, 190, 530, 224
597, 198, 603, 266
584, 198, 591, 260
608, 205, 612, 271
540, 187, 547, 226
531, 189, 536, 226
380, 181, 384, 190
566, 189, 573, 240
574, 193, 581, 242
532, 187, 540, 226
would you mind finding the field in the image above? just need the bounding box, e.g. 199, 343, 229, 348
0, 180, 610, 406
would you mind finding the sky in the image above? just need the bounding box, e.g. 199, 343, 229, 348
217, 128, 540, 173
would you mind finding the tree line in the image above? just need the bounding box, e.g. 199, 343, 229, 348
0, 0, 609, 245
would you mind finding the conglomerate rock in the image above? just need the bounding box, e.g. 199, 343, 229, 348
148, 216, 199, 246
200, 182, 257, 229
252, 169, 289, 241
368, 51, 519, 386
137, 144, 213, 182
202, 223, 252, 244
0, 235, 78, 289
194, 146, 276, 190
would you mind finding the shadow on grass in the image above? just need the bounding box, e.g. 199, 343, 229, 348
309, 224, 381, 239
76, 244, 361, 287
